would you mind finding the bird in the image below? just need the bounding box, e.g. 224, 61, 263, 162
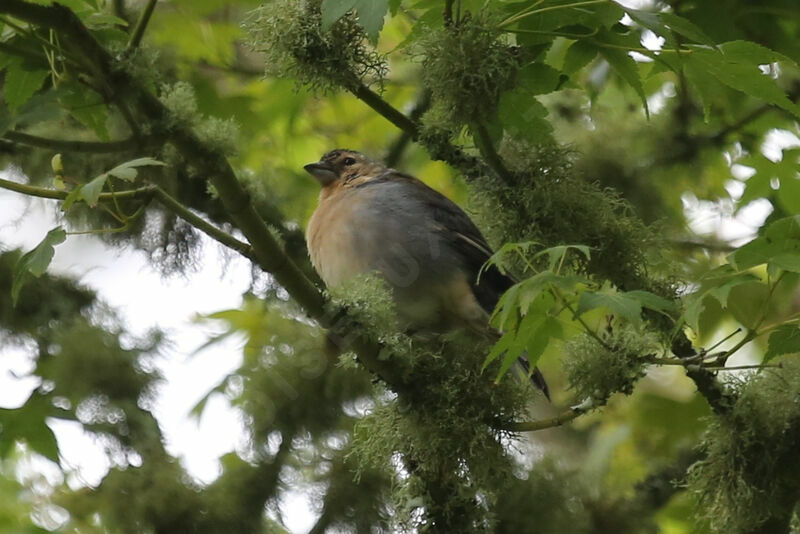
304, 149, 549, 399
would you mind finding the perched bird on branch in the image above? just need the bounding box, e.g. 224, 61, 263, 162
304, 149, 549, 398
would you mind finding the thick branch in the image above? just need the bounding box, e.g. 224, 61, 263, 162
3, 131, 138, 153
672, 335, 735, 415
0, 40, 45, 63
347, 83, 491, 181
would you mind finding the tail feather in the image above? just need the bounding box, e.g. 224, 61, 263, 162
517, 355, 550, 401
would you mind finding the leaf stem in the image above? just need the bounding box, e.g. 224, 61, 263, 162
499, 0, 609, 28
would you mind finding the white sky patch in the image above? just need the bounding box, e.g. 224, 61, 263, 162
0, 182, 252, 486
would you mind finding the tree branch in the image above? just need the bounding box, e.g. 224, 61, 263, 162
473, 122, 515, 186
350, 82, 420, 138
0, 40, 45, 63
500, 402, 589, 432
347, 83, 491, 181
150, 187, 255, 261
0, 175, 151, 201
3, 131, 139, 153
126, 0, 157, 51
384, 90, 430, 167
0, 177, 257, 264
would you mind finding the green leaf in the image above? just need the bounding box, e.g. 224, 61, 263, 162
658, 12, 716, 47
533, 244, 591, 271
576, 288, 642, 323
80, 174, 108, 206
4, 61, 50, 112
491, 284, 521, 330
60, 86, 110, 140
497, 313, 544, 381
683, 54, 728, 122
322, 0, 388, 42
106, 157, 167, 181
706, 273, 761, 307
598, 46, 649, 117
620, 6, 715, 47
726, 282, 769, 329
353, 0, 389, 42
687, 46, 800, 119
498, 90, 554, 144
62, 186, 83, 212
625, 290, 677, 314
683, 295, 706, 332
719, 40, 792, 65
321, 0, 355, 31
562, 39, 598, 75
729, 216, 800, 272
484, 330, 514, 371
0, 394, 60, 464
765, 324, 800, 362
84, 12, 129, 28
517, 62, 562, 95
11, 227, 67, 306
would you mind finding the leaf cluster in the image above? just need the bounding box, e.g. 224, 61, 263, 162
415, 13, 521, 130
562, 326, 659, 405
244, 0, 386, 93
352, 329, 532, 531
688, 360, 800, 533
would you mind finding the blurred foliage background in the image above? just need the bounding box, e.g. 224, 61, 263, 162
1, 0, 800, 532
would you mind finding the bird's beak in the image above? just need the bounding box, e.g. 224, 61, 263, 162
303, 161, 337, 186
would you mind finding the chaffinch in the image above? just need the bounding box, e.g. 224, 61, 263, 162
304, 149, 549, 398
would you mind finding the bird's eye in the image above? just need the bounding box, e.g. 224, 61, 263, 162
343, 157, 356, 166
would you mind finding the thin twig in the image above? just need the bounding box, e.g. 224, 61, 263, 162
669, 238, 736, 253
350, 82, 419, 138
151, 187, 255, 261
705, 363, 782, 372
501, 405, 586, 432
0, 175, 152, 201
384, 91, 430, 167
3, 131, 138, 153
473, 122, 515, 186
126, 0, 158, 51
0, 175, 257, 263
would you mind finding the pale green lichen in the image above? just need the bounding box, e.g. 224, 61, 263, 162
244, 0, 386, 92
688, 360, 800, 533
562, 326, 659, 405
415, 14, 520, 128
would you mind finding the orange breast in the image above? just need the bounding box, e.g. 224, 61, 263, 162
306, 189, 369, 288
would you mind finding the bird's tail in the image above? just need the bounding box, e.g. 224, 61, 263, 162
517, 355, 551, 401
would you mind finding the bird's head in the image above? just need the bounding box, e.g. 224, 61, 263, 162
304, 149, 385, 188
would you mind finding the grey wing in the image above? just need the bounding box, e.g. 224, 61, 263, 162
392, 172, 551, 400
394, 172, 515, 314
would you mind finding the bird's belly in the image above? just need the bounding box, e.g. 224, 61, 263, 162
307, 188, 487, 329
